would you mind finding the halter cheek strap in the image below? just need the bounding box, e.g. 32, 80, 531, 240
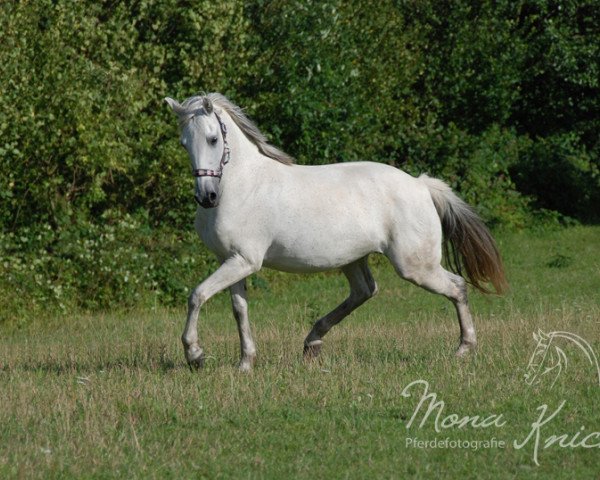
192, 112, 231, 179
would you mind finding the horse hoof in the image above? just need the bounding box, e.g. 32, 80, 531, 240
238, 356, 256, 372
455, 342, 476, 357
187, 352, 206, 370
303, 341, 322, 360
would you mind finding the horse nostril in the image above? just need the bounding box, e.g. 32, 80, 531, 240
209, 192, 217, 203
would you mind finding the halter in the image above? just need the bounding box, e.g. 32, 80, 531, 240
192, 112, 231, 179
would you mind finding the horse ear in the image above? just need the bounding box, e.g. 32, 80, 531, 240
202, 96, 214, 114
164, 97, 185, 115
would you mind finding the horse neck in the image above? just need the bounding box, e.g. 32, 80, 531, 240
219, 111, 273, 188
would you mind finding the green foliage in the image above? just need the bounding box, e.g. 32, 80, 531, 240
0, 0, 598, 318
511, 133, 600, 222
244, 1, 417, 165
1, 1, 147, 227
0, 216, 217, 323
434, 125, 533, 228
0, 0, 255, 233
400, 1, 526, 132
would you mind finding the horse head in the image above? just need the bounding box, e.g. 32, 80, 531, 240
165, 95, 229, 209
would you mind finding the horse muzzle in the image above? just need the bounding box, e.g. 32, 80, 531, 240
195, 191, 219, 209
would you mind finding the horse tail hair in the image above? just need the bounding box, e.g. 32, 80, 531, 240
419, 174, 508, 294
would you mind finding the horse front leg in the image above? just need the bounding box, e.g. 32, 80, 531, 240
183, 255, 257, 369
230, 279, 257, 371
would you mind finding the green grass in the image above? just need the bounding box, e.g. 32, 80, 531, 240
1, 226, 599, 479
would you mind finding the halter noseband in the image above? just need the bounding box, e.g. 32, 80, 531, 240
192, 112, 231, 179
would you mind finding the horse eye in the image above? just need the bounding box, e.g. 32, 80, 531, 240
209, 136, 218, 146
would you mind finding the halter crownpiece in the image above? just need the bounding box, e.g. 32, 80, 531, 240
192, 111, 231, 178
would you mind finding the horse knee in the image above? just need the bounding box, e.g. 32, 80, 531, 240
188, 288, 207, 309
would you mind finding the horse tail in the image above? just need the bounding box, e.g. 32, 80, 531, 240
419, 174, 508, 294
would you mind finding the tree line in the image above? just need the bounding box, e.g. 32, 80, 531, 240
1, 0, 598, 319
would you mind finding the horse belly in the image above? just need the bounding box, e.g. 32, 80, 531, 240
263, 209, 386, 273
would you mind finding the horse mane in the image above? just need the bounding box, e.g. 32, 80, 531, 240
182, 93, 295, 166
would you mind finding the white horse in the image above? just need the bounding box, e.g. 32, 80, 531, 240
165, 93, 507, 370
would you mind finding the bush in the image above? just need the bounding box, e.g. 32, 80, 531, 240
0, 214, 218, 324
0, 0, 252, 233
511, 133, 600, 223
1, 0, 597, 320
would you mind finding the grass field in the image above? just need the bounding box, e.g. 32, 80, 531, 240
1, 226, 599, 479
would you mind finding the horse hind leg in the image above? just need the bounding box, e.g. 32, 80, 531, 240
303, 256, 378, 359
445, 270, 478, 356
387, 250, 477, 356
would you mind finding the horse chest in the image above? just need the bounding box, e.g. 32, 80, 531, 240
195, 211, 260, 259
